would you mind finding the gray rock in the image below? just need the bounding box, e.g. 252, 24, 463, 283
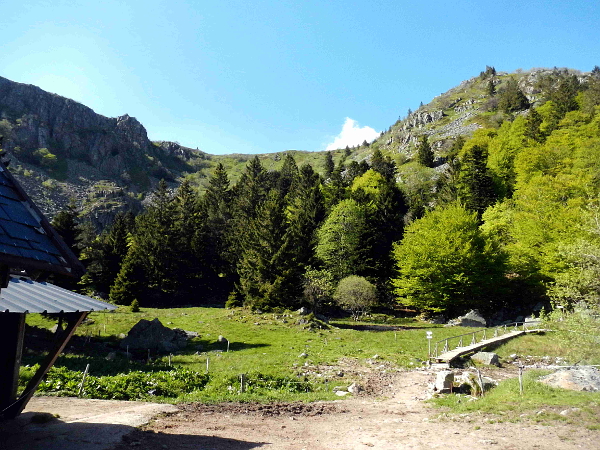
297, 307, 310, 316
539, 367, 600, 392
471, 352, 500, 366
348, 383, 363, 394
217, 335, 228, 343
446, 310, 487, 327
435, 370, 454, 392
119, 318, 188, 353
299, 352, 308, 358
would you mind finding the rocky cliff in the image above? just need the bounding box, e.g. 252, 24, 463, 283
0, 76, 199, 226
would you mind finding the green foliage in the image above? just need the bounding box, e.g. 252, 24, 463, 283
130, 299, 140, 312
416, 135, 434, 167
431, 369, 600, 424
393, 202, 506, 315
302, 267, 335, 313
316, 199, 369, 281
333, 275, 377, 319
457, 144, 496, 217
497, 78, 530, 113
20, 365, 209, 400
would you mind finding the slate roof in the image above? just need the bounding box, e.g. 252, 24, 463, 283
0, 163, 84, 277
0, 276, 116, 313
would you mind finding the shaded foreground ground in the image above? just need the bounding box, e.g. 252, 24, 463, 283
109, 370, 597, 450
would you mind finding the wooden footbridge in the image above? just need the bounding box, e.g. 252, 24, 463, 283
430, 322, 546, 366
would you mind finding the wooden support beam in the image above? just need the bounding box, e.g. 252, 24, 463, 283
0, 313, 26, 414
2, 311, 88, 419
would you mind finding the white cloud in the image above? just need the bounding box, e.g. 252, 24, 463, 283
326, 118, 380, 151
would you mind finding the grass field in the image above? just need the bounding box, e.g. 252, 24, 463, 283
22, 306, 600, 408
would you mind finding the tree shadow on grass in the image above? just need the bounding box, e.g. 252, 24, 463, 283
331, 323, 423, 332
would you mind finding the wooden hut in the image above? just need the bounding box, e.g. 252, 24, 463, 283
0, 158, 115, 419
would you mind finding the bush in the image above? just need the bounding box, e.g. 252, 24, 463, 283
333, 275, 377, 320
20, 365, 209, 400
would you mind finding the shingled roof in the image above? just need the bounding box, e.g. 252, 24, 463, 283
0, 163, 84, 277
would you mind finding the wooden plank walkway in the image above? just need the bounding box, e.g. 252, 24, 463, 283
434, 329, 540, 364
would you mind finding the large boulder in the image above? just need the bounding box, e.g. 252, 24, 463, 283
435, 371, 454, 392
539, 367, 600, 392
471, 352, 500, 366
120, 318, 189, 353
445, 310, 487, 327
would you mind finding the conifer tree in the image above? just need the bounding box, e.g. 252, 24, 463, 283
202, 163, 234, 294
457, 145, 496, 219
236, 189, 292, 309
498, 78, 530, 113
371, 148, 397, 181
524, 108, 544, 143
324, 151, 335, 178
51, 202, 80, 257
80, 212, 135, 296
416, 136, 434, 167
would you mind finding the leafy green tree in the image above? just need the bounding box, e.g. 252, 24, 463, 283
416, 136, 434, 167
302, 267, 335, 313
316, 199, 370, 281
392, 202, 506, 316
333, 275, 377, 320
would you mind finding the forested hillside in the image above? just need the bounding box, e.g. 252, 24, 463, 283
6, 66, 600, 319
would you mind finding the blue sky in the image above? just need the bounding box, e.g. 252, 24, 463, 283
2, 1, 599, 154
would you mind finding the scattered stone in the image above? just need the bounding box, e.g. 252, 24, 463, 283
119, 318, 188, 353
299, 352, 308, 358
435, 370, 454, 392
471, 352, 500, 366
336, 371, 344, 377
539, 367, 600, 392
372, 354, 380, 360
445, 310, 487, 327
297, 307, 310, 316
217, 335, 228, 343
105, 351, 117, 361
348, 383, 363, 394
335, 391, 350, 397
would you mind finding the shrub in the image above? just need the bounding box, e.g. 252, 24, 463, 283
333, 275, 377, 320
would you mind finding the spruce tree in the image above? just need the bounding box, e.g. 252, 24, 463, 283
324, 151, 335, 178
202, 163, 234, 295
498, 78, 530, 113
416, 136, 434, 167
457, 145, 496, 219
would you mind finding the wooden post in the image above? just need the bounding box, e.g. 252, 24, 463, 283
0, 313, 26, 414
518, 366, 524, 395
3, 311, 88, 418
240, 374, 246, 393
78, 364, 90, 397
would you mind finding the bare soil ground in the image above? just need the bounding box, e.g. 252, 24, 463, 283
111, 367, 599, 450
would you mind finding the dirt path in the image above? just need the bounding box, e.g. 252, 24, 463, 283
111, 370, 598, 450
